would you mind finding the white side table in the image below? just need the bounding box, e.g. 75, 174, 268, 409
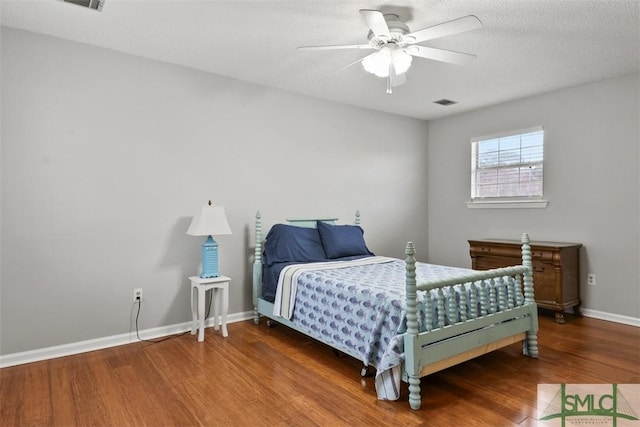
190, 275, 230, 342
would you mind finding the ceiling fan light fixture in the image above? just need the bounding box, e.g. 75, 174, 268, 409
391, 47, 412, 74
362, 46, 391, 77
362, 45, 411, 78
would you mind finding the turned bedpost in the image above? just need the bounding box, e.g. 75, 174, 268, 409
253, 211, 263, 325
404, 242, 421, 410
405, 242, 418, 335
521, 233, 534, 304
354, 209, 361, 226
521, 233, 539, 358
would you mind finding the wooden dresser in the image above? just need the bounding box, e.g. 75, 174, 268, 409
468, 239, 582, 323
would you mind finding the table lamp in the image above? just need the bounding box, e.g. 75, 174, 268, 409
187, 201, 232, 278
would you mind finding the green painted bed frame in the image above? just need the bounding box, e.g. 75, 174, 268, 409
252, 211, 539, 410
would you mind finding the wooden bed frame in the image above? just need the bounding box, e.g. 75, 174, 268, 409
252, 211, 539, 410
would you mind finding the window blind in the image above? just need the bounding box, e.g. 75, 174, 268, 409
471, 127, 544, 200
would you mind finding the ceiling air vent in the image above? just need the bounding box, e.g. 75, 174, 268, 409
433, 99, 457, 106
58, 0, 105, 11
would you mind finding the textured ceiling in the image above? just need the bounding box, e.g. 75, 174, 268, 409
2, 0, 639, 120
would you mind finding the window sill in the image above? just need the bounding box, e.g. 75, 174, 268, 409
466, 199, 549, 209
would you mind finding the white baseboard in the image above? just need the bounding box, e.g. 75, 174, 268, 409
581, 308, 640, 327
0, 311, 255, 368
2, 308, 637, 368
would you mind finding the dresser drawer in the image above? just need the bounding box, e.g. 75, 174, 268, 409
473, 255, 517, 271
474, 256, 556, 302
530, 261, 557, 304
530, 250, 555, 262
470, 243, 555, 262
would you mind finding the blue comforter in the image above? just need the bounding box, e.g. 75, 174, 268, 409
262, 254, 372, 302
283, 258, 477, 377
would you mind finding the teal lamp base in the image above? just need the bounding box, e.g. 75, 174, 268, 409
200, 235, 220, 278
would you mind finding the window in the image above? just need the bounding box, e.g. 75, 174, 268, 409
470, 127, 546, 208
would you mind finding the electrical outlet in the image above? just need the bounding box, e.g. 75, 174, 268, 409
133, 288, 143, 302
587, 274, 596, 286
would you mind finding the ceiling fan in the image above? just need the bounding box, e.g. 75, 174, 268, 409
298, 10, 482, 94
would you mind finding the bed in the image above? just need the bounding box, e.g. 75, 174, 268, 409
252, 211, 538, 410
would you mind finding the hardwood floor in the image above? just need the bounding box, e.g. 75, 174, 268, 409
1, 312, 638, 426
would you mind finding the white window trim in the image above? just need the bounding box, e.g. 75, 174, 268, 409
466, 199, 549, 209
469, 125, 547, 208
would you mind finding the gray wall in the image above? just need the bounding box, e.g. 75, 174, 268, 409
3, 26, 637, 357
0, 28, 430, 355
427, 73, 640, 318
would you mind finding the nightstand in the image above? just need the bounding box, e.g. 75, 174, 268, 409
190, 275, 230, 342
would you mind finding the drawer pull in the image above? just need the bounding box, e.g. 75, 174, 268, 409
534, 266, 545, 273
533, 252, 544, 258
481, 247, 491, 253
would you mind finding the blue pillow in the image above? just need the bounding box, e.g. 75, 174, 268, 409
317, 221, 374, 259
263, 224, 327, 266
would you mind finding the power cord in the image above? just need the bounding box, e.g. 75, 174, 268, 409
133, 293, 212, 343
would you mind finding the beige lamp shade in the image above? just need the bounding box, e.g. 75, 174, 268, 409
186, 204, 232, 237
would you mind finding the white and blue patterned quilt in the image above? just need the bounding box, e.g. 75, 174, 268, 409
272, 257, 479, 400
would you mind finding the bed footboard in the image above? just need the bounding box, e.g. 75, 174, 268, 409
403, 234, 538, 410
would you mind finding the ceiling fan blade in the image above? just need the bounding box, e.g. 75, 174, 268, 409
390, 64, 407, 87
390, 72, 407, 88
337, 54, 371, 72
405, 15, 482, 43
297, 44, 373, 51
407, 45, 477, 65
360, 9, 391, 38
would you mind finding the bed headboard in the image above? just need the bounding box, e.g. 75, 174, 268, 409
283, 217, 338, 228
252, 210, 361, 323
282, 210, 361, 228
